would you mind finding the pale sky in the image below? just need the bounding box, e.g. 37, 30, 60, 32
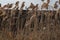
0, 0, 58, 10
0, 0, 58, 6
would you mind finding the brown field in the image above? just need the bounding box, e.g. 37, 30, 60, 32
0, 10, 60, 40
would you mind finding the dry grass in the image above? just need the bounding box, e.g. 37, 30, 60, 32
0, 10, 60, 40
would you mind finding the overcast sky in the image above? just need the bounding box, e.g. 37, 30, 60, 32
0, 0, 58, 6
0, 0, 58, 10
